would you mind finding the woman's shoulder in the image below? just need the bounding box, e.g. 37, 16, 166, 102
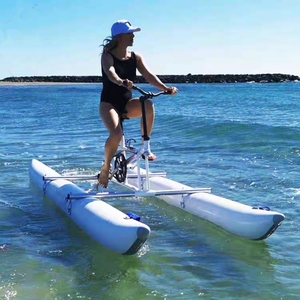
102, 51, 114, 59
131, 51, 142, 61
101, 52, 114, 64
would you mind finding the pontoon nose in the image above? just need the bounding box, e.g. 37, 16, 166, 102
123, 226, 151, 255
255, 213, 285, 240
274, 213, 285, 226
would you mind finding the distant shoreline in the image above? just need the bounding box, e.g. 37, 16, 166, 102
1, 73, 299, 84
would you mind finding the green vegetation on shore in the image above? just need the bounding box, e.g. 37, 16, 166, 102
1, 73, 299, 84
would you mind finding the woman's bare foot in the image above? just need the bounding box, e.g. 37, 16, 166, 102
98, 166, 110, 188
142, 151, 157, 161
148, 152, 156, 161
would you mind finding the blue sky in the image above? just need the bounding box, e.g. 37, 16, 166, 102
0, 0, 299, 79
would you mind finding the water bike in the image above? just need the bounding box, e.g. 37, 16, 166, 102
29, 85, 285, 255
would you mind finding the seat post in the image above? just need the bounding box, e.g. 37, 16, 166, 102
140, 96, 149, 141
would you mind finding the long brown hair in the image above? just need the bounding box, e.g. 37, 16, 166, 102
100, 36, 118, 53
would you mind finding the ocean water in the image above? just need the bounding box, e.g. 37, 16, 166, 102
0, 82, 299, 300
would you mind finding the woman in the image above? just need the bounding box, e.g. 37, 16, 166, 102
99, 19, 178, 188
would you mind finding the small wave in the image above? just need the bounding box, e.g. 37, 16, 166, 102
288, 188, 300, 195
136, 243, 150, 258
61, 167, 96, 177
2, 290, 17, 300
284, 188, 300, 202
0, 243, 11, 251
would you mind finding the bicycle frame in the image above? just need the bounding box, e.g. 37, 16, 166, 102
111, 85, 169, 190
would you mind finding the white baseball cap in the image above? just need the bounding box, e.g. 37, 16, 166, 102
111, 20, 141, 37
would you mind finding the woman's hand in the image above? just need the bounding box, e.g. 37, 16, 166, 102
165, 86, 178, 95
122, 79, 134, 90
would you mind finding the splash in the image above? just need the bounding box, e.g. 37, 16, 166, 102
137, 243, 150, 258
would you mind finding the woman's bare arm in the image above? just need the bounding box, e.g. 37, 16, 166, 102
136, 52, 169, 91
101, 53, 124, 86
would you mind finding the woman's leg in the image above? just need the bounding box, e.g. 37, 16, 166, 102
99, 102, 123, 188
126, 98, 156, 160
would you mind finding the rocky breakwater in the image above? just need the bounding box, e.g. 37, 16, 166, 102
145, 73, 300, 83
1, 73, 299, 83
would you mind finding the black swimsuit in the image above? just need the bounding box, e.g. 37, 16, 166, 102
101, 52, 137, 115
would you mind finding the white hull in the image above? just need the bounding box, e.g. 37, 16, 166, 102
121, 165, 284, 240
29, 159, 150, 255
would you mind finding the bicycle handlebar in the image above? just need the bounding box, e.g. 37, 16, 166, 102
132, 85, 171, 98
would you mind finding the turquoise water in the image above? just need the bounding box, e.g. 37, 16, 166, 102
0, 82, 299, 299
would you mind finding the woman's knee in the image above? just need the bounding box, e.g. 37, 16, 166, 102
109, 127, 123, 141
